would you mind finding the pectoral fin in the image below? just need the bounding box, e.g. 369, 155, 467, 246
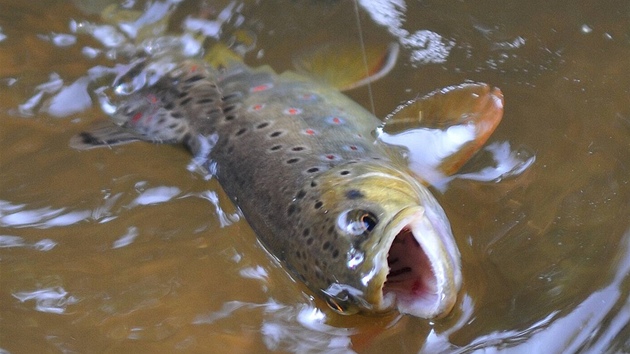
292, 41, 399, 91
378, 83, 504, 185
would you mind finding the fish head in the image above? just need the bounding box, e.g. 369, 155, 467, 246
300, 161, 461, 318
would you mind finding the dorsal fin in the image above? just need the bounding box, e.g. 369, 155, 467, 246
292, 41, 399, 91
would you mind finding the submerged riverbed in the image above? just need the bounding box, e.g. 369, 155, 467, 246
1, 0, 629, 352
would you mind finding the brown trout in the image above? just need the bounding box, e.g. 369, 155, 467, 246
70, 45, 503, 318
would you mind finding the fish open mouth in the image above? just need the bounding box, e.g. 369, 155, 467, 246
383, 228, 438, 312
379, 209, 460, 318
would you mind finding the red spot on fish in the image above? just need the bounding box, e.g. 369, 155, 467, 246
349, 145, 358, 151
284, 107, 302, 115
304, 129, 316, 136
250, 83, 273, 92
326, 116, 344, 125
147, 94, 158, 104
190, 64, 199, 72
326, 154, 335, 160
249, 104, 265, 111
131, 112, 143, 123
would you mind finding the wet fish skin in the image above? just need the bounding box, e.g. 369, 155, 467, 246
71, 57, 497, 318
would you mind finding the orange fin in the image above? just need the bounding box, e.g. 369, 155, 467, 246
292, 41, 399, 91
378, 83, 504, 181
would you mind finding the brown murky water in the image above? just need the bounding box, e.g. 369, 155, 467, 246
1, 0, 630, 352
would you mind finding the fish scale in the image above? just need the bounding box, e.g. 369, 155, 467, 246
71, 51, 506, 318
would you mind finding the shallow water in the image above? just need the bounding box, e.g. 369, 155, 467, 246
1, 0, 630, 353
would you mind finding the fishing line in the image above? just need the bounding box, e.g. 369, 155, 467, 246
353, 0, 376, 116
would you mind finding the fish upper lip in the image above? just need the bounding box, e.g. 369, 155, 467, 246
371, 207, 461, 318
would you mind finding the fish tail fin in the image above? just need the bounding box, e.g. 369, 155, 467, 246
69, 121, 146, 150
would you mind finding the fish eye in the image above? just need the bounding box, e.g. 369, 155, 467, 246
338, 209, 378, 236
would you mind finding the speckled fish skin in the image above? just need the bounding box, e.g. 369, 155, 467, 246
75, 59, 464, 319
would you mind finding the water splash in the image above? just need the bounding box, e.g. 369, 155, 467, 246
192, 300, 356, 353
0, 200, 91, 229
358, 0, 454, 65
12, 287, 78, 314
112, 226, 139, 249
129, 186, 181, 206
0, 235, 57, 251
196, 190, 241, 227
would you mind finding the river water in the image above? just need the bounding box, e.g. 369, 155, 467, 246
1, 0, 629, 353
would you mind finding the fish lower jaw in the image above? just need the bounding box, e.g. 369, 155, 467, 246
381, 222, 458, 319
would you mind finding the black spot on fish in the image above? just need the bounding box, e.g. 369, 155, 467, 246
287, 204, 296, 216
307, 237, 314, 246
292, 146, 306, 152
302, 228, 310, 237
235, 127, 247, 136
314, 200, 323, 209
345, 189, 364, 200
223, 92, 242, 102
286, 158, 301, 164
225, 114, 236, 121
327, 225, 335, 235
256, 122, 270, 129
322, 241, 330, 251
310, 180, 318, 188
168, 123, 178, 129
227, 145, 234, 154
180, 97, 192, 106
306, 167, 320, 173
270, 145, 283, 151
223, 105, 236, 113
164, 102, 175, 110
340, 170, 350, 176
157, 117, 166, 124
185, 74, 204, 83
295, 251, 301, 259
178, 92, 188, 98
332, 249, 339, 258
171, 111, 183, 119
269, 131, 284, 138
296, 190, 306, 199
196, 97, 215, 104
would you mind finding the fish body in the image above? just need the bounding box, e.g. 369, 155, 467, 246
72, 49, 503, 318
